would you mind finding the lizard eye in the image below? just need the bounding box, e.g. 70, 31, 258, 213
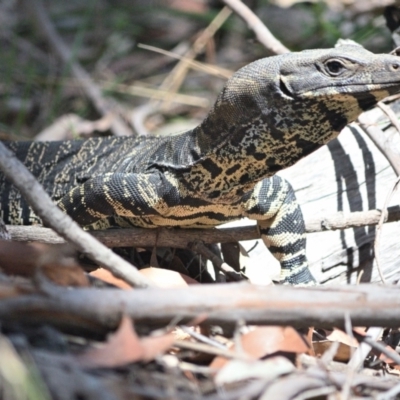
325, 60, 345, 76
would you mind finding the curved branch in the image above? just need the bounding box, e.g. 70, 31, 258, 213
221, 0, 290, 54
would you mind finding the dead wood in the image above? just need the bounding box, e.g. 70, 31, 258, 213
1, 283, 400, 335
358, 114, 400, 176
6, 205, 400, 247
221, 0, 290, 55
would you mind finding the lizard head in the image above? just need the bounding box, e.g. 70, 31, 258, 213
209, 43, 400, 140
276, 43, 400, 131
194, 44, 400, 181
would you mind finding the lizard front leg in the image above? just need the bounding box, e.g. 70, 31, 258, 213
58, 172, 178, 226
243, 176, 316, 285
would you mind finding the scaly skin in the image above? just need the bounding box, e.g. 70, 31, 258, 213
2, 43, 400, 285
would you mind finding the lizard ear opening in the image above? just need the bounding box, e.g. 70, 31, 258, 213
279, 77, 294, 98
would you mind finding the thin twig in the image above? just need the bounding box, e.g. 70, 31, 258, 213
0, 142, 154, 288
356, 269, 364, 285
374, 177, 400, 284
103, 81, 210, 108
22, 0, 133, 137
381, 93, 400, 103
173, 339, 250, 361
305, 205, 400, 232
156, 6, 232, 109
357, 116, 400, 176
138, 43, 233, 79
377, 101, 400, 134
377, 381, 400, 400
341, 314, 356, 399
347, 327, 383, 372
189, 241, 248, 282
179, 326, 227, 350
221, 0, 290, 55
320, 341, 340, 366
354, 332, 400, 367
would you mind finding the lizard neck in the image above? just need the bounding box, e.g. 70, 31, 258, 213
183, 90, 367, 202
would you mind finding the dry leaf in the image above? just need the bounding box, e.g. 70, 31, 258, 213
77, 316, 174, 368
211, 326, 309, 369
375, 341, 400, 366
326, 329, 359, 347
0, 240, 88, 287
89, 268, 132, 289
313, 328, 358, 362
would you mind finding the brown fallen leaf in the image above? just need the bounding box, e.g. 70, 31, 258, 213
210, 326, 309, 369
0, 240, 88, 287
89, 268, 132, 289
327, 329, 359, 347
376, 342, 400, 366
77, 315, 175, 368
313, 328, 359, 362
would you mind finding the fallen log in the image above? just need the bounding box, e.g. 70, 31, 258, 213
1, 283, 400, 336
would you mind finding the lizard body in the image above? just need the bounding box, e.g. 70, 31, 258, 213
2, 43, 400, 285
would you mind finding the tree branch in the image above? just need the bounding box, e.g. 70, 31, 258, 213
1, 283, 400, 335
6, 205, 400, 247
221, 0, 290, 54
357, 115, 400, 176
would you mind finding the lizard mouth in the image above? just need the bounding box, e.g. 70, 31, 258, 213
299, 81, 400, 96
378, 81, 400, 95
350, 81, 400, 96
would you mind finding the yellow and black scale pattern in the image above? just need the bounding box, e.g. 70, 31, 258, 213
2, 43, 400, 285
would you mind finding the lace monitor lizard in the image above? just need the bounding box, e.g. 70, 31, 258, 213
1, 43, 400, 285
